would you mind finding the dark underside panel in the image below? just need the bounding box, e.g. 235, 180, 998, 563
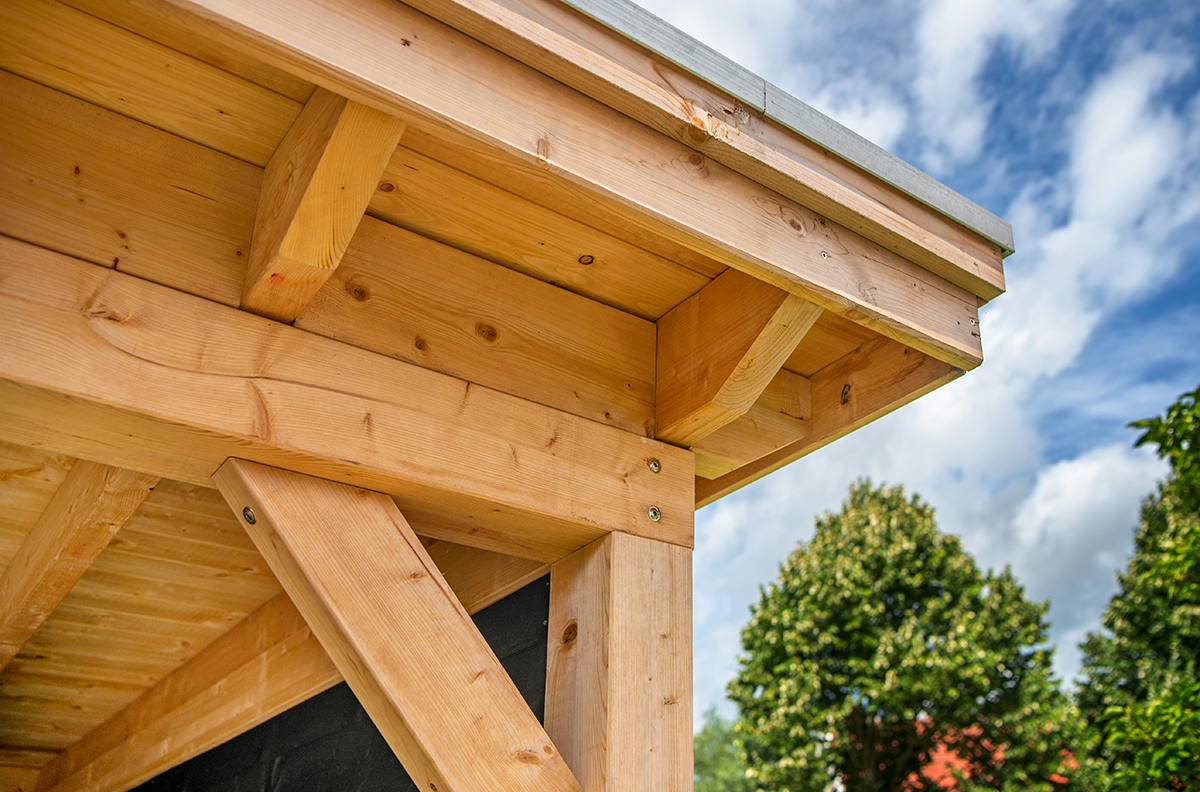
132, 577, 551, 792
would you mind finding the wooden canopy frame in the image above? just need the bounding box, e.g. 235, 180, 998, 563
0, 0, 1008, 789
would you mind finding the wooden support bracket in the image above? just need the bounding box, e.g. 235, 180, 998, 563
546, 532, 692, 792
0, 460, 158, 673
242, 86, 406, 322
213, 459, 580, 792
656, 268, 822, 448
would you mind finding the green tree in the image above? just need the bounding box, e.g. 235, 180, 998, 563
694, 707, 754, 792
728, 481, 1073, 792
1078, 386, 1200, 791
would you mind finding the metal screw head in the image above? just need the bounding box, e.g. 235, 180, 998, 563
242, 507, 257, 525
820, 251, 829, 259
648, 458, 662, 474
648, 506, 662, 522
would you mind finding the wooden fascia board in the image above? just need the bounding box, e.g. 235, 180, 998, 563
695, 336, 963, 506
0, 238, 694, 562
391, 0, 1009, 299
0, 461, 159, 673
36, 542, 549, 792
213, 459, 581, 792
156, 0, 986, 369
242, 86, 406, 322
655, 268, 822, 447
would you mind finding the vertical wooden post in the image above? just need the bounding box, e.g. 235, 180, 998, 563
546, 532, 693, 792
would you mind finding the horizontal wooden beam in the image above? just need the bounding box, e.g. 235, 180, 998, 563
37, 542, 550, 792
656, 268, 821, 448
0, 461, 159, 673
214, 459, 580, 792
0, 238, 693, 561
243, 87, 406, 322
546, 532, 692, 792
394, 0, 1008, 300
696, 336, 962, 506
158, 0, 986, 368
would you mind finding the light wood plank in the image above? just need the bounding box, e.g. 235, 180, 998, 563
0, 70, 258, 308
296, 216, 656, 435
398, 0, 1008, 298
155, 0, 987, 368
0, 767, 38, 792
0, 462, 158, 673
0, 238, 693, 561
370, 146, 714, 320
243, 88, 406, 322
545, 531, 692, 792
692, 368, 811, 479
213, 459, 580, 792
0, 0, 300, 166
656, 268, 822, 447
696, 336, 963, 505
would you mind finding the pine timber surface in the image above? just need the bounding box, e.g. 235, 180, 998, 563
0, 0, 1006, 785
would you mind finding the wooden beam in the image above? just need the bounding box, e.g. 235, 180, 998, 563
0, 461, 158, 673
0, 238, 693, 561
156, 0, 987, 368
213, 459, 580, 792
691, 368, 810, 479
36, 542, 547, 792
242, 87, 406, 322
656, 269, 822, 448
696, 337, 963, 506
545, 532, 692, 792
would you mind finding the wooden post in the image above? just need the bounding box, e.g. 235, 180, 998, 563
546, 532, 693, 792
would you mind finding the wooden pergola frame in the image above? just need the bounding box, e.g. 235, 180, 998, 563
0, 0, 1009, 788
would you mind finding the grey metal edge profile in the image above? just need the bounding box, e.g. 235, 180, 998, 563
562, 0, 1015, 255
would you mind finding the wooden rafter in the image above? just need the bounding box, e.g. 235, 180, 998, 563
0, 238, 693, 561
242, 86, 406, 322
656, 268, 822, 448
546, 532, 692, 791
213, 459, 580, 792
36, 540, 548, 792
0, 460, 158, 673
159, 0, 986, 369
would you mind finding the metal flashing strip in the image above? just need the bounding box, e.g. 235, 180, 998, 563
561, 0, 1015, 255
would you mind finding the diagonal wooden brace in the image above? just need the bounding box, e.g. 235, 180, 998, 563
213, 458, 581, 792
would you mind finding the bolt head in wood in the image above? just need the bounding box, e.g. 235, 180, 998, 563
242, 507, 256, 524
648, 506, 661, 522
648, 458, 661, 473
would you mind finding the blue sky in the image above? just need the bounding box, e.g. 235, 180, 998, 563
624, 0, 1200, 726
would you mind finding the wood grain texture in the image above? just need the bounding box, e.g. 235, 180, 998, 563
397, 0, 1008, 297
692, 369, 811, 479
154, 0, 987, 368
0, 238, 693, 560
296, 216, 656, 435
656, 269, 821, 447
213, 460, 581, 792
696, 336, 963, 506
370, 145, 715, 320
546, 532, 692, 792
0, 70, 259, 308
243, 88, 406, 322
0, 462, 158, 673
0, 0, 300, 166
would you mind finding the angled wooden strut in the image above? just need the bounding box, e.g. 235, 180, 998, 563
546, 531, 693, 792
213, 459, 581, 792
37, 547, 548, 792
0, 460, 158, 673
242, 86, 406, 322
656, 267, 822, 451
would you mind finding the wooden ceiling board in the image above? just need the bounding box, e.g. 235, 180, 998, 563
0, 444, 75, 567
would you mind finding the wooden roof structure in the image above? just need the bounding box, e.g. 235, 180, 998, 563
0, 0, 1010, 788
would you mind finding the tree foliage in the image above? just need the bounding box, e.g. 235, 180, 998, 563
728, 481, 1073, 792
694, 707, 754, 792
1079, 386, 1200, 791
